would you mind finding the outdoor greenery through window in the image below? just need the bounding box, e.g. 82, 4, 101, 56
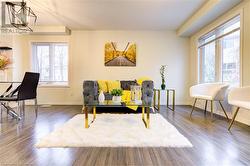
198, 15, 240, 86
32, 42, 69, 86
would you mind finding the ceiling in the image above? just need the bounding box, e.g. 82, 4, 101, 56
27, 0, 207, 30
180, 0, 243, 36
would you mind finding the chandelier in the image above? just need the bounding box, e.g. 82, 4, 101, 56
5, 0, 37, 32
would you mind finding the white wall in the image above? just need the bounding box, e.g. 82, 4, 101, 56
189, 1, 250, 125
12, 31, 190, 105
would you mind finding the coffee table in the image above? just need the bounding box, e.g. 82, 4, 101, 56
82, 100, 152, 129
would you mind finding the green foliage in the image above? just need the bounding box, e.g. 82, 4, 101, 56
110, 88, 123, 96
160, 65, 167, 83
0, 55, 11, 70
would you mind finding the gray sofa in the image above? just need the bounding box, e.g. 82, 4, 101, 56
83, 80, 154, 112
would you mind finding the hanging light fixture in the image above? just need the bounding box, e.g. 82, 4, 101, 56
5, 0, 37, 32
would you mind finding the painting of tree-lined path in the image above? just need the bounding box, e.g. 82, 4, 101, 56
105, 42, 136, 66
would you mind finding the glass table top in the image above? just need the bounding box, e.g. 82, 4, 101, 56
84, 100, 152, 107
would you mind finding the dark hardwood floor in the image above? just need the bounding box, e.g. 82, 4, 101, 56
0, 105, 250, 166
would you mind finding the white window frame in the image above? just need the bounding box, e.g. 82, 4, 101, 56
31, 42, 69, 87
197, 14, 242, 86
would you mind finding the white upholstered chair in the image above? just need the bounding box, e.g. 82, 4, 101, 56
228, 86, 250, 130
190, 83, 229, 120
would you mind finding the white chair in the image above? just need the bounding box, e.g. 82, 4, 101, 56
228, 86, 250, 130
190, 83, 229, 120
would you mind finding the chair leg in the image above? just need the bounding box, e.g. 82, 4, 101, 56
1, 103, 21, 120
22, 101, 25, 116
35, 98, 38, 117
0, 103, 2, 120
219, 101, 229, 121
190, 98, 197, 117
228, 107, 240, 130
18, 101, 21, 117
204, 100, 208, 115
211, 100, 214, 120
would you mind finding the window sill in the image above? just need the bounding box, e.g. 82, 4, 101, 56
38, 82, 70, 88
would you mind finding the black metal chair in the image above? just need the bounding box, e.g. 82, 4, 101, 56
0, 72, 40, 120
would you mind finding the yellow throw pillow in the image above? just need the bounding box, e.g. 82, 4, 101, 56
107, 80, 121, 93
137, 77, 152, 86
97, 80, 108, 93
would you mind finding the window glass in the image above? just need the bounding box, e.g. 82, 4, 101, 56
201, 42, 216, 83
198, 15, 240, 86
32, 43, 68, 86
221, 30, 240, 86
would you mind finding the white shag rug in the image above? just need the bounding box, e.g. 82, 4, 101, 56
36, 114, 192, 148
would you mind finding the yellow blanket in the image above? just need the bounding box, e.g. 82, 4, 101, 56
122, 90, 138, 111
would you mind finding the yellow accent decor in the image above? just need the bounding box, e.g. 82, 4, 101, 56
122, 90, 138, 111
97, 80, 108, 93
107, 80, 121, 93
137, 77, 152, 86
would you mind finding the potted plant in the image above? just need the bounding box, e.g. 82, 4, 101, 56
160, 65, 167, 90
110, 89, 123, 103
0, 54, 11, 81
0, 54, 11, 70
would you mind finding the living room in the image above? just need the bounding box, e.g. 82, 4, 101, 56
0, 0, 249, 165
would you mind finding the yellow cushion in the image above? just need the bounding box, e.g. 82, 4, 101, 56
107, 80, 121, 93
97, 80, 108, 93
137, 77, 152, 86
122, 90, 138, 111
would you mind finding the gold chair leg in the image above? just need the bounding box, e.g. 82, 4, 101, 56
85, 107, 89, 128
190, 98, 197, 117
204, 100, 208, 115
219, 101, 229, 121
228, 107, 240, 130
211, 100, 214, 120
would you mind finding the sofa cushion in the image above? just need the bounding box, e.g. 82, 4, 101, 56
136, 77, 152, 86
107, 80, 121, 93
97, 80, 108, 93
120, 80, 138, 90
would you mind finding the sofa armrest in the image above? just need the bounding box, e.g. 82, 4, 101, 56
141, 80, 154, 105
83, 81, 98, 104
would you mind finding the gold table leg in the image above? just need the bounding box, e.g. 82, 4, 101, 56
142, 106, 145, 120
85, 107, 89, 128
167, 89, 175, 111
167, 90, 169, 110
158, 90, 160, 112
172, 90, 175, 111
142, 107, 150, 128
146, 107, 150, 128
153, 90, 156, 109
93, 106, 96, 121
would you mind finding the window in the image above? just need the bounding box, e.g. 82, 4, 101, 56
32, 42, 69, 86
198, 15, 240, 86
